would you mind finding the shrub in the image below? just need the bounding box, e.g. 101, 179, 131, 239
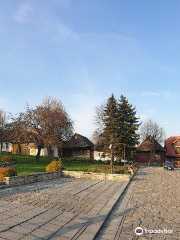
0, 167, 17, 181
1, 155, 14, 163
46, 159, 63, 172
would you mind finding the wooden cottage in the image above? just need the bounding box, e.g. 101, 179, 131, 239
165, 136, 180, 167
137, 135, 166, 164
62, 133, 94, 159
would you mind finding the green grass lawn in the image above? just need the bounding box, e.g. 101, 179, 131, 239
0, 154, 120, 175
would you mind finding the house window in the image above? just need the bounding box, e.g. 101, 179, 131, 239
73, 151, 79, 157
6, 143, 9, 149
174, 145, 180, 154
155, 154, 161, 160
24, 146, 26, 152
79, 150, 84, 156
73, 150, 87, 157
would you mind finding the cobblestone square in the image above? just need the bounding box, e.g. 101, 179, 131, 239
0, 168, 180, 239
97, 167, 180, 240
0, 177, 127, 240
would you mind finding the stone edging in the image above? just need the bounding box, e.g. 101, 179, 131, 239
3, 170, 133, 186
0, 161, 16, 168
62, 170, 131, 181
4, 172, 62, 186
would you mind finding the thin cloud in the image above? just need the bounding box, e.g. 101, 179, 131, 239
42, 18, 78, 40
82, 33, 137, 43
43, 19, 134, 43
14, 1, 33, 23
162, 91, 174, 100
141, 92, 160, 97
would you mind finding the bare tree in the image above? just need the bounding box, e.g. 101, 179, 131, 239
139, 119, 166, 164
8, 113, 30, 154
93, 102, 106, 136
140, 119, 166, 144
92, 133, 104, 151
92, 102, 107, 152
40, 97, 74, 157
0, 109, 8, 152
25, 97, 74, 162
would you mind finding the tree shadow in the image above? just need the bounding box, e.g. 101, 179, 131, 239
29, 204, 139, 240
136, 171, 149, 176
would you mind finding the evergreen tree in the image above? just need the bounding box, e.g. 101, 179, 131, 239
102, 94, 119, 155
117, 95, 140, 160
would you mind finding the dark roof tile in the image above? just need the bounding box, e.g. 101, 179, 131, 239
63, 133, 94, 149
137, 135, 165, 152
165, 136, 180, 157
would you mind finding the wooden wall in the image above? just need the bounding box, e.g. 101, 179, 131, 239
137, 152, 165, 163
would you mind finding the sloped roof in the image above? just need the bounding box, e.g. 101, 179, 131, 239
165, 136, 180, 157
137, 135, 165, 152
63, 133, 94, 149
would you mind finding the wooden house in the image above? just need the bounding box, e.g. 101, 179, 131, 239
12, 143, 57, 157
12, 143, 36, 155
4, 133, 94, 159
62, 133, 94, 159
165, 136, 180, 167
137, 135, 166, 164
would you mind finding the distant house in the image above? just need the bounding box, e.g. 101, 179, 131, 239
11, 143, 50, 156
137, 135, 166, 164
0, 142, 13, 153
94, 144, 117, 161
2, 133, 94, 159
62, 133, 94, 159
165, 136, 180, 167
93, 135, 117, 161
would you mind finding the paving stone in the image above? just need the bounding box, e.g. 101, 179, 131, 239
0, 177, 129, 239
31, 228, 53, 239
20, 235, 44, 240
0, 231, 24, 240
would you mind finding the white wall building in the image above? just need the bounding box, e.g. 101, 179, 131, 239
0, 143, 13, 153
94, 151, 117, 161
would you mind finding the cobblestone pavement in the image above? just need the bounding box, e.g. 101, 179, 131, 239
1, 168, 178, 240
0, 177, 128, 240
97, 167, 180, 240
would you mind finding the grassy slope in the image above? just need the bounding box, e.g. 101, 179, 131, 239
0, 154, 113, 175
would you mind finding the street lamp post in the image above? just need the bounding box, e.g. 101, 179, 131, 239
109, 135, 114, 174
123, 145, 126, 168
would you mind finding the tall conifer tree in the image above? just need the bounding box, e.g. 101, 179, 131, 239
117, 95, 140, 160
102, 94, 119, 155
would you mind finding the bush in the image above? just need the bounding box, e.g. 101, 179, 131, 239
46, 159, 63, 172
0, 167, 17, 181
1, 155, 14, 163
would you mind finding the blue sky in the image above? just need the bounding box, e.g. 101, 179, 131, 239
0, 0, 180, 138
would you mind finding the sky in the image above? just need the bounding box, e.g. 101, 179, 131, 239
0, 0, 180, 139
